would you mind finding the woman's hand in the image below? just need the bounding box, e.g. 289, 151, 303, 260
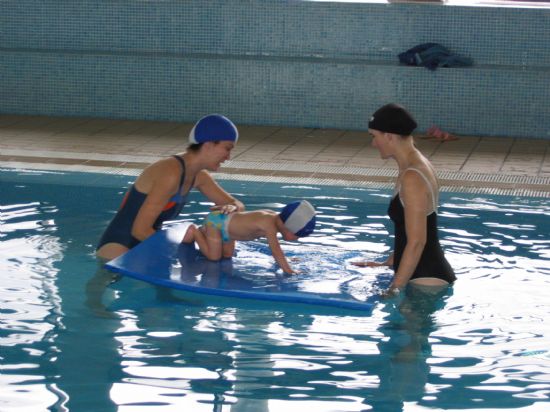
380, 286, 402, 299
351, 260, 388, 268
210, 204, 238, 214
351, 252, 394, 268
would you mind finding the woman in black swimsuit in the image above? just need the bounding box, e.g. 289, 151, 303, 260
96, 114, 244, 260
353, 104, 455, 296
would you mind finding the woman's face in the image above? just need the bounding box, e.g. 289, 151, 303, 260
369, 129, 391, 159
205, 141, 235, 170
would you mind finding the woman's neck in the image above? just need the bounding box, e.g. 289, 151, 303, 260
394, 138, 420, 171
180, 151, 202, 178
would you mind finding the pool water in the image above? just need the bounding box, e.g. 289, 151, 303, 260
1, 168, 550, 412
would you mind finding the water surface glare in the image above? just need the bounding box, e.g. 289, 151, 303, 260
1, 169, 549, 411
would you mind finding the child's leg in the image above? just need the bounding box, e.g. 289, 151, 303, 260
195, 225, 223, 261
182, 224, 198, 243
221, 240, 236, 259
187, 224, 233, 259
182, 224, 216, 257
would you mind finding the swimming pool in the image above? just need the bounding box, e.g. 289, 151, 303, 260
1, 168, 549, 411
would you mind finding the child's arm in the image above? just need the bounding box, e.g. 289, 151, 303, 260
266, 232, 296, 274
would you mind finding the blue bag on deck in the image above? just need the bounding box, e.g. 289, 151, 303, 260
398, 43, 473, 71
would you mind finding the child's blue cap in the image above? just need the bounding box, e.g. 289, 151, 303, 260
279, 200, 316, 237
189, 114, 239, 144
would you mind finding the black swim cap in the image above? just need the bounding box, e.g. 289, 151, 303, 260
368, 103, 417, 136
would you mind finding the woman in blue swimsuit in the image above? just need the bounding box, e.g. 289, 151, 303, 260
96, 114, 244, 260
353, 104, 455, 296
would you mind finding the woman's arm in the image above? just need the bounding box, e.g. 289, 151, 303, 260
131, 167, 180, 241
194, 170, 245, 212
351, 252, 393, 267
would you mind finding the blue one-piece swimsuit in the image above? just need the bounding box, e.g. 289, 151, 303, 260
97, 156, 190, 250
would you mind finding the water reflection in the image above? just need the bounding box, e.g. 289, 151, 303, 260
68, 187, 550, 411
3, 173, 550, 411
0, 200, 64, 411
367, 286, 453, 411
86, 268, 455, 411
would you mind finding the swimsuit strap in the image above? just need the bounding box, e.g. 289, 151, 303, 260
399, 167, 438, 213
172, 155, 186, 192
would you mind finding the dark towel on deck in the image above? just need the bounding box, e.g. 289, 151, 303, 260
398, 43, 473, 71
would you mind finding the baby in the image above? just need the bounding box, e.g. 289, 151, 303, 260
182, 200, 316, 274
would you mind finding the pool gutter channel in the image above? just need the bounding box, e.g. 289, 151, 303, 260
1, 156, 549, 198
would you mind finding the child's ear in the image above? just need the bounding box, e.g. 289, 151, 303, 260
282, 231, 299, 242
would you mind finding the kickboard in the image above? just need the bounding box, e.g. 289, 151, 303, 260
105, 223, 375, 312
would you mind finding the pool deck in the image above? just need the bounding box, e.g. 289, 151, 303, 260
1, 114, 549, 196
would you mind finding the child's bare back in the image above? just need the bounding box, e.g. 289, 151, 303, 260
225, 210, 280, 241
183, 200, 316, 274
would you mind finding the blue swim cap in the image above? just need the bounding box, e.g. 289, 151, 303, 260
279, 200, 316, 237
189, 114, 239, 144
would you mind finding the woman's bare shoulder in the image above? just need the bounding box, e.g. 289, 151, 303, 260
136, 157, 181, 191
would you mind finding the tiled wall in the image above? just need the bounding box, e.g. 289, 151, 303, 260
1, 1, 550, 139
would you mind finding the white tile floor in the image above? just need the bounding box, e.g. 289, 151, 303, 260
1, 114, 549, 195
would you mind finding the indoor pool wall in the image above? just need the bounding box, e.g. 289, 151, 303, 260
1, 0, 550, 139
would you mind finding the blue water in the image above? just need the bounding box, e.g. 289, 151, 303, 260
1, 168, 550, 412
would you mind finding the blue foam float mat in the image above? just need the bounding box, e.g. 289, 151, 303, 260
105, 223, 375, 313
